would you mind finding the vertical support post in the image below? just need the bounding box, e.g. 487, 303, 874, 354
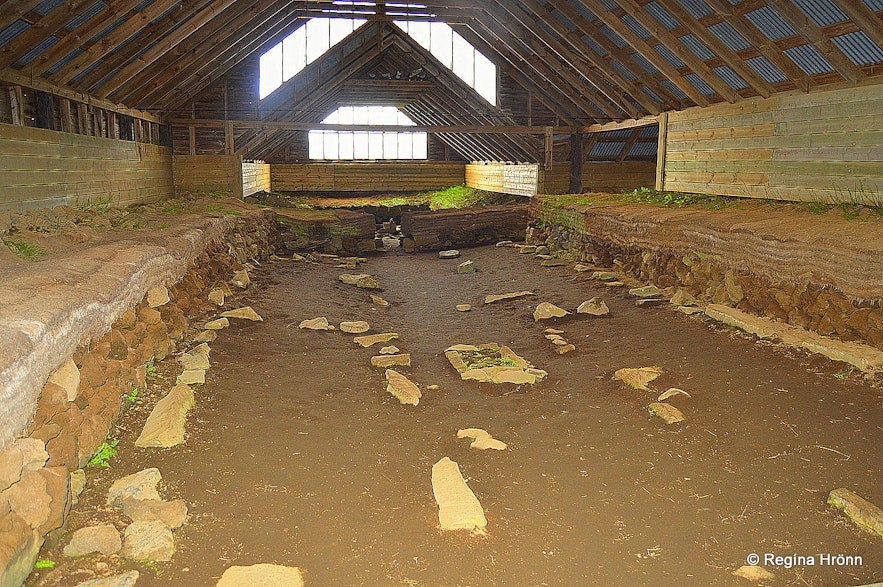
8, 86, 24, 125
59, 99, 73, 133
544, 126, 554, 171
96, 109, 106, 137
189, 125, 196, 155
655, 112, 668, 191
527, 91, 532, 126
569, 132, 583, 194
76, 103, 87, 134
225, 120, 234, 155
34, 91, 55, 130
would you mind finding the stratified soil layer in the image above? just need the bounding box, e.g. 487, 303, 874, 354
39, 244, 881, 586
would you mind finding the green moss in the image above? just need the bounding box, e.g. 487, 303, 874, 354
4, 239, 46, 259
623, 187, 735, 209
34, 560, 55, 570
87, 439, 119, 468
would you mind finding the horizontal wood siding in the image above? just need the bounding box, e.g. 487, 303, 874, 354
242, 161, 271, 197
538, 162, 657, 194
465, 163, 539, 196
271, 163, 465, 192
0, 123, 172, 211
663, 84, 883, 204
173, 154, 242, 197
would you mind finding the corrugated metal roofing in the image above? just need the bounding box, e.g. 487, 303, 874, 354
676, 0, 713, 19
627, 141, 657, 158
745, 7, 798, 40
680, 34, 716, 60
862, 0, 883, 10
599, 24, 628, 48
590, 141, 625, 158
632, 53, 660, 74
566, 0, 597, 21
639, 125, 659, 138
621, 15, 652, 40
661, 78, 689, 100
831, 31, 883, 66
91, 16, 127, 44
69, 58, 104, 85
34, 0, 66, 16
66, 2, 107, 31
601, 129, 633, 138
581, 35, 607, 57
16, 36, 57, 66
745, 55, 789, 83
654, 44, 686, 67
597, 0, 619, 9
45, 47, 84, 75
784, 44, 834, 74
0, 21, 29, 47
611, 60, 638, 81
644, 2, 679, 31
641, 86, 664, 103
791, 0, 848, 27
707, 22, 751, 52
550, 9, 574, 32
713, 65, 749, 89
684, 72, 716, 95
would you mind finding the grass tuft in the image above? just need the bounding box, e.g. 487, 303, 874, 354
87, 439, 119, 468
4, 239, 47, 259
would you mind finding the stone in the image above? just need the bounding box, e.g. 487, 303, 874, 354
220, 306, 263, 321
732, 565, 775, 581
135, 384, 195, 448
544, 328, 565, 334
439, 249, 461, 259
205, 318, 229, 330
208, 288, 225, 306
670, 289, 697, 307
431, 457, 486, 534
591, 271, 617, 281
577, 298, 609, 316
231, 270, 250, 288
827, 488, 883, 538
648, 402, 685, 424
299, 317, 332, 330
629, 285, 661, 298
535, 245, 550, 255
605, 281, 624, 287
457, 260, 476, 274
47, 358, 80, 402
456, 304, 472, 312
176, 370, 205, 386
180, 351, 209, 371
291, 253, 305, 261
495, 240, 513, 247
0, 446, 24, 493
658, 388, 691, 401
555, 344, 576, 355
677, 306, 704, 315
217, 564, 305, 587
36, 466, 69, 533
70, 469, 86, 503
64, 524, 122, 557
370, 295, 389, 307
549, 337, 568, 345
354, 333, 398, 347
147, 286, 170, 308
457, 429, 507, 450
485, 291, 534, 304
122, 498, 187, 529
193, 330, 217, 343
379, 346, 400, 355
636, 298, 666, 307
4, 470, 51, 530
121, 520, 175, 562
536, 254, 553, 261
573, 264, 593, 272
371, 354, 411, 368
0, 511, 42, 587
614, 367, 663, 390
533, 302, 569, 321
338, 273, 381, 289
106, 468, 162, 506
541, 259, 566, 267
75, 571, 140, 587
385, 369, 421, 406
340, 321, 370, 334
725, 270, 744, 303
516, 245, 536, 254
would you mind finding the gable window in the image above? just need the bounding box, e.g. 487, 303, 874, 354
309, 106, 427, 160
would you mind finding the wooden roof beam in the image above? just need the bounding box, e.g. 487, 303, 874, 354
828, 0, 883, 49
0, 0, 95, 71
0, 1, 50, 36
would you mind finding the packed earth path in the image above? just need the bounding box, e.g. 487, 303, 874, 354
36, 243, 882, 586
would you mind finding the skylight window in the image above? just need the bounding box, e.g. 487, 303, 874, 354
309, 106, 428, 160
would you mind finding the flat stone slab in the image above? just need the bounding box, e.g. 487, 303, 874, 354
670, 289, 697, 307
75, 572, 139, 587
432, 457, 487, 534
135, 384, 195, 448
484, 291, 534, 304
208, 288, 225, 306
370, 294, 389, 307
705, 304, 883, 371
193, 330, 217, 343
147, 285, 170, 308
457, 260, 476, 273
371, 354, 411, 368
614, 367, 663, 390
179, 351, 209, 371
577, 298, 609, 316
439, 249, 461, 259
636, 298, 666, 307
733, 565, 775, 581
340, 321, 370, 333
205, 317, 229, 330
658, 388, 691, 401
220, 306, 263, 321
456, 304, 472, 312
827, 488, 883, 538
107, 468, 162, 506
47, 358, 80, 402
176, 369, 205, 385
231, 270, 250, 288
385, 369, 421, 406
63, 524, 121, 557
591, 271, 618, 281
457, 428, 507, 450
444, 343, 546, 384
648, 402, 685, 424
629, 285, 661, 298
122, 498, 187, 529
299, 317, 333, 330
354, 332, 399, 347
217, 564, 305, 587
121, 520, 174, 562
533, 302, 569, 321
555, 343, 576, 355
339, 273, 381, 289
379, 345, 400, 355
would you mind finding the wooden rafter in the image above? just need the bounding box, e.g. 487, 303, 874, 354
828, 0, 883, 49
0, 0, 95, 71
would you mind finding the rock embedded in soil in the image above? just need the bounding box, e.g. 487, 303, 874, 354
495, 240, 513, 247
544, 328, 564, 335
47, 358, 80, 402
122, 498, 188, 529
827, 488, 883, 538
541, 259, 566, 267
354, 332, 399, 347
63, 524, 121, 557
371, 354, 411, 368
658, 388, 691, 401
379, 345, 400, 355
339, 320, 370, 334
147, 285, 170, 308
732, 565, 775, 581
0, 509, 42, 587
670, 289, 697, 307
299, 317, 333, 330
591, 271, 617, 281
533, 302, 569, 321
555, 343, 576, 355
135, 384, 195, 448
535, 245, 550, 255
179, 350, 210, 371
231, 270, 250, 288
577, 298, 609, 316
75, 571, 140, 587
439, 249, 461, 259
457, 429, 507, 451
370, 294, 389, 307
485, 291, 534, 304
338, 273, 381, 289
216, 564, 305, 587
106, 468, 162, 506
176, 369, 205, 385
677, 306, 704, 315
70, 469, 86, 503
431, 457, 487, 534
456, 304, 472, 312
614, 367, 663, 390
193, 330, 217, 343
573, 264, 592, 272
629, 285, 661, 298
385, 369, 421, 406
636, 298, 666, 307
121, 520, 175, 562
605, 281, 624, 287
516, 245, 536, 254
205, 317, 229, 330
457, 260, 476, 274
648, 402, 685, 424
220, 306, 263, 321
208, 288, 225, 306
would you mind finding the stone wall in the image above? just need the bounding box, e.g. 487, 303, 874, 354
527, 198, 882, 350
0, 211, 277, 587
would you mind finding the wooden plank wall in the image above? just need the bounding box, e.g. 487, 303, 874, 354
465, 163, 539, 196
0, 122, 173, 211
270, 162, 465, 191
540, 162, 657, 194
663, 84, 883, 204
242, 160, 271, 197
172, 154, 243, 197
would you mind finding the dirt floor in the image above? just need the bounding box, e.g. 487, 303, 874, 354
32, 244, 882, 586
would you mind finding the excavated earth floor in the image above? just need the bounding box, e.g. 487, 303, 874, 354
30, 241, 883, 586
